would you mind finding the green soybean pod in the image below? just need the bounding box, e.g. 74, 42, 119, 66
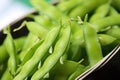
21, 39, 43, 65
22, 32, 37, 50
54, 60, 84, 80
106, 26, 120, 40
57, 0, 83, 13
109, 7, 119, 15
33, 15, 53, 29
50, 60, 80, 79
31, 22, 71, 80
30, 0, 81, 34
30, 0, 63, 21
82, 23, 103, 66
0, 45, 8, 65
89, 3, 110, 22
3, 27, 18, 76
19, 33, 39, 61
13, 26, 61, 80
0, 63, 6, 78
69, 0, 109, 18
14, 36, 27, 52
26, 21, 48, 39
68, 65, 88, 80
1, 68, 13, 80
91, 14, 120, 32
15, 39, 43, 75
69, 29, 83, 61
98, 34, 117, 46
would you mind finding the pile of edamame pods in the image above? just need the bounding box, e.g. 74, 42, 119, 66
0, 0, 120, 80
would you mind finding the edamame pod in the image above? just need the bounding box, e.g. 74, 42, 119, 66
30, 0, 82, 34
31, 21, 71, 80
92, 14, 120, 32
69, 0, 109, 18
68, 65, 88, 80
19, 33, 39, 61
4, 27, 18, 76
14, 26, 61, 80
22, 33, 38, 50
82, 23, 103, 66
30, 0, 63, 21
33, 15, 53, 29
98, 34, 117, 46
1, 68, 13, 80
26, 22, 48, 39
89, 3, 110, 22
109, 7, 119, 15
106, 26, 120, 40
50, 60, 81, 80
21, 39, 43, 65
69, 29, 83, 61
14, 36, 27, 52
0, 45, 8, 64
57, 0, 83, 13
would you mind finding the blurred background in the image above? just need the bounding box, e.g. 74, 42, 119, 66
0, 0, 57, 30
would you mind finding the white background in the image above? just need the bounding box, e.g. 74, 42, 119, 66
0, 0, 32, 30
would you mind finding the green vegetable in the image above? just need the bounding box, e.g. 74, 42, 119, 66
68, 65, 88, 80
1, 68, 13, 80
89, 3, 110, 22
4, 27, 19, 76
31, 21, 71, 80
82, 22, 103, 66
98, 34, 117, 46
0, 0, 120, 80
69, 0, 109, 18
19, 33, 39, 61
106, 26, 120, 40
26, 22, 48, 39
13, 26, 61, 80
91, 15, 120, 32
0, 45, 8, 65
109, 7, 119, 15
57, 0, 83, 13
32, 15, 53, 29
